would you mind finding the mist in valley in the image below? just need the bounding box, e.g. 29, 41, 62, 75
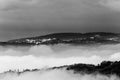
0, 68, 119, 80
0, 44, 120, 80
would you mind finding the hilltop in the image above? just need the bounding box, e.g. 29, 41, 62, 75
0, 32, 120, 46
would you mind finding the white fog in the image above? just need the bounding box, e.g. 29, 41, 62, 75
0, 44, 119, 72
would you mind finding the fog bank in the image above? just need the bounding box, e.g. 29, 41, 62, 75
0, 69, 119, 80
0, 44, 120, 72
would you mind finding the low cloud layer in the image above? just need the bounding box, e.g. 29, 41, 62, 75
0, 45, 119, 73
0, 69, 119, 80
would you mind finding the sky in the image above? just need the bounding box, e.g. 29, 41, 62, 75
1, 0, 120, 41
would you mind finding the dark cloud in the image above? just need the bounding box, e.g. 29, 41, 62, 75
0, 0, 36, 11
0, 0, 120, 41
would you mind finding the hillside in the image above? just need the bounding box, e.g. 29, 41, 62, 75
0, 32, 120, 45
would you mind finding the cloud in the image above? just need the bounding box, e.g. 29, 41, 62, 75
0, 55, 103, 73
0, 69, 119, 80
110, 52, 120, 61
0, 44, 119, 73
0, 0, 49, 11
1, 0, 120, 41
100, 0, 120, 11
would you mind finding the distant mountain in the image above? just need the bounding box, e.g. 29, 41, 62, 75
1, 32, 120, 46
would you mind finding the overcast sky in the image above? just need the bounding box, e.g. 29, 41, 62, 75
1, 0, 120, 41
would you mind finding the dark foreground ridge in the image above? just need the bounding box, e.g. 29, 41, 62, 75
66, 61, 120, 76
4, 61, 120, 77
1, 32, 120, 46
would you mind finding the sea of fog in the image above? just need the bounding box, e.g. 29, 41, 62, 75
0, 69, 119, 80
0, 44, 120, 80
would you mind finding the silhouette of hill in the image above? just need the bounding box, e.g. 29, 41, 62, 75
0, 32, 120, 46
66, 61, 120, 76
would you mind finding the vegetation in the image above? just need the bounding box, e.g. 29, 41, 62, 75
0, 32, 120, 46
67, 61, 120, 76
